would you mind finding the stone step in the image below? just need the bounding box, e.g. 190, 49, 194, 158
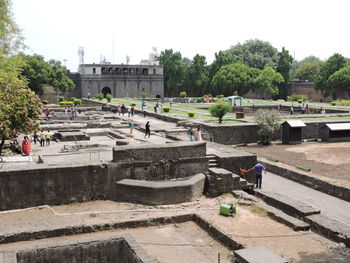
209, 163, 218, 168
208, 159, 218, 164
254, 188, 320, 219
239, 178, 247, 187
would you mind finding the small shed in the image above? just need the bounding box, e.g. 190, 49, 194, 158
227, 96, 243, 106
321, 123, 350, 142
281, 120, 306, 144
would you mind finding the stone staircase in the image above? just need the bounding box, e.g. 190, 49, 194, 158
206, 154, 219, 168
206, 167, 254, 196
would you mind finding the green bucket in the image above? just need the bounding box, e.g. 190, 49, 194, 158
219, 202, 236, 216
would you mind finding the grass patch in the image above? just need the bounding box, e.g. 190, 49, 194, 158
296, 165, 311, 172
266, 157, 279, 162
220, 193, 233, 198
248, 204, 268, 217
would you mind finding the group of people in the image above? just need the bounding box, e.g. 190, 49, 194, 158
64, 107, 80, 119
33, 130, 53, 147
113, 104, 135, 117
21, 130, 53, 156
188, 127, 202, 142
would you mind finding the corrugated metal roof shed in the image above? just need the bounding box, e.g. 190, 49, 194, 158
284, 120, 306, 128
324, 123, 350, 131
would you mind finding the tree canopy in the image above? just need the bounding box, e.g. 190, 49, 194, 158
159, 49, 186, 96
276, 47, 293, 98
327, 66, 350, 97
19, 53, 74, 95
295, 59, 323, 82
225, 39, 278, 69
315, 53, 347, 98
254, 66, 284, 96
183, 54, 209, 96
211, 63, 260, 96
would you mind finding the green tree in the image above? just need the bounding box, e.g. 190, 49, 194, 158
276, 47, 293, 99
211, 63, 260, 96
295, 59, 323, 81
208, 51, 241, 94
254, 67, 284, 96
315, 53, 347, 98
327, 66, 350, 97
225, 39, 278, 69
209, 101, 232, 123
159, 49, 186, 96
184, 54, 209, 96
0, 0, 23, 54
19, 54, 75, 95
254, 109, 280, 145
0, 55, 42, 154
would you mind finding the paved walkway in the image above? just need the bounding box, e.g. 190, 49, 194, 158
263, 172, 350, 227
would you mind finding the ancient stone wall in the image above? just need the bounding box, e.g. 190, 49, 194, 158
113, 142, 206, 162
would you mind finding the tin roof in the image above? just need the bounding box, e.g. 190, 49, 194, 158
283, 120, 306, 128
324, 123, 350, 131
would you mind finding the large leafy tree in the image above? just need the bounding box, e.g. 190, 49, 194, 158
159, 49, 186, 96
225, 39, 278, 69
327, 66, 350, 97
208, 51, 241, 94
254, 67, 284, 96
276, 47, 293, 99
19, 54, 74, 95
211, 63, 260, 96
0, 0, 23, 54
0, 55, 42, 154
184, 54, 209, 96
295, 59, 323, 82
315, 53, 347, 98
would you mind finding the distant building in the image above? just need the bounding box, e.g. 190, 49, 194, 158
69, 63, 164, 98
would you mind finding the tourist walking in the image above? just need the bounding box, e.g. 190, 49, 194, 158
188, 129, 194, 142
45, 130, 52, 146
290, 106, 294, 115
154, 101, 158, 113
127, 105, 131, 117
33, 130, 39, 144
142, 105, 147, 117
121, 104, 126, 115
144, 122, 151, 138
21, 136, 31, 156
131, 105, 135, 116
194, 127, 202, 141
129, 120, 135, 134
40, 131, 45, 147
247, 161, 266, 189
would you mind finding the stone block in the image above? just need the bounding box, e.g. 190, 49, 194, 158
234, 246, 287, 263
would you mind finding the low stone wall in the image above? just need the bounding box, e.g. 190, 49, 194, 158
261, 159, 350, 202
0, 158, 209, 210
113, 142, 206, 162
116, 174, 206, 205
5, 234, 154, 263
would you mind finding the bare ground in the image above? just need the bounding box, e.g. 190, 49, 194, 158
0, 198, 348, 262
239, 142, 350, 187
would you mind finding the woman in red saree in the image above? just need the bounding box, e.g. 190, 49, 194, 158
21, 136, 31, 156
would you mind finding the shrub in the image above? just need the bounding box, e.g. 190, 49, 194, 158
59, 101, 74, 107
70, 97, 77, 101
217, 95, 224, 99
163, 106, 171, 113
105, 94, 113, 102
58, 96, 64, 102
276, 99, 285, 102
254, 109, 280, 145
209, 102, 232, 123
297, 99, 303, 103
287, 94, 308, 102
331, 100, 350, 106
141, 93, 149, 99
330, 101, 337, 106
188, 112, 195, 117
73, 98, 82, 106
180, 91, 187, 98
131, 103, 136, 106
95, 93, 104, 101
42, 100, 48, 105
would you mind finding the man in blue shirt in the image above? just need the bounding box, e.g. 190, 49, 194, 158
247, 161, 266, 189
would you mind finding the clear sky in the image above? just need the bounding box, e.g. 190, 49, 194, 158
12, 0, 350, 71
